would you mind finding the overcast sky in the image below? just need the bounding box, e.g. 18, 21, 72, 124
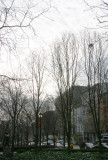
0, 0, 102, 67
0, 0, 103, 95
33, 0, 101, 47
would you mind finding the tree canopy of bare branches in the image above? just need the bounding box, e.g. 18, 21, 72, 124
0, 77, 28, 150
52, 33, 80, 150
27, 52, 47, 151
82, 31, 108, 151
85, 0, 108, 36
0, 0, 51, 53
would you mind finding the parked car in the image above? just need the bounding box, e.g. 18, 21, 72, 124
58, 140, 64, 145
57, 140, 70, 148
85, 143, 95, 149
80, 142, 94, 149
42, 140, 54, 146
42, 142, 47, 146
56, 142, 63, 148
65, 142, 68, 148
102, 143, 108, 149
94, 143, 108, 149
28, 141, 35, 146
48, 140, 54, 146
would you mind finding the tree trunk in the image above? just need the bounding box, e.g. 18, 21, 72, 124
67, 120, 71, 151
12, 119, 16, 152
47, 134, 48, 145
63, 125, 66, 148
35, 113, 39, 153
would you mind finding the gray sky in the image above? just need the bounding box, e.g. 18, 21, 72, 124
0, 0, 103, 95
34, 0, 102, 45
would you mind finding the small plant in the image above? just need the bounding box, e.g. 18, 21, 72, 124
0, 151, 108, 160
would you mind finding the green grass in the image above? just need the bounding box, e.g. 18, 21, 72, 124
1, 151, 108, 160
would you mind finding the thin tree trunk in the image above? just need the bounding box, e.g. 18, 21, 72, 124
67, 120, 71, 151
63, 125, 66, 148
35, 112, 39, 153
12, 119, 16, 152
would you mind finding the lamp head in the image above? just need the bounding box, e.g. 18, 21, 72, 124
88, 43, 94, 48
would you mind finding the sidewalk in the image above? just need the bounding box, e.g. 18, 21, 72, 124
73, 145, 80, 149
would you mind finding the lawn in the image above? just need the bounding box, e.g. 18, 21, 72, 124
1, 151, 108, 160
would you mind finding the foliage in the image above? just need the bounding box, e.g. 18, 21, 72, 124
1, 151, 108, 160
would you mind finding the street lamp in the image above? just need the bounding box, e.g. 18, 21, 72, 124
88, 43, 94, 85
0, 118, 1, 125
88, 43, 94, 48
38, 113, 42, 149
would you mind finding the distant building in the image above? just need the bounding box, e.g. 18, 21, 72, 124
42, 111, 63, 141
100, 93, 108, 133
81, 91, 96, 143
55, 85, 108, 144
71, 105, 84, 144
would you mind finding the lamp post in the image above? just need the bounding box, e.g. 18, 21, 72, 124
39, 113, 42, 149
88, 43, 94, 79
0, 118, 1, 125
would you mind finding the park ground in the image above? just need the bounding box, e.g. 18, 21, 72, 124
1, 150, 108, 160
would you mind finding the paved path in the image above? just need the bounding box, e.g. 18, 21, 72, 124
73, 145, 80, 149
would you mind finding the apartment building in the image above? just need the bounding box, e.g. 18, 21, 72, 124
100, 93, 108, 133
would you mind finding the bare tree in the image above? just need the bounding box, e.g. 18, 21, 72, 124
82, 31, 108, 150
27, 52, 47, 151
42, 98, 58, 146
51, 33, 79, 150
15, 110, 32, 146
0, 77, 28, 151
42, 111, 52, 145
0, 0, 51, 53
42, 110, 58, 146
85, 0, 108, 36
